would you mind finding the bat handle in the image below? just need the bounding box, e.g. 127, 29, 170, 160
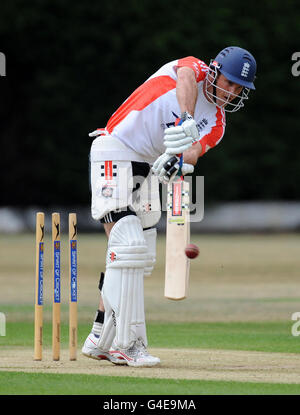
177, 119, 183, 178
178, 154, 183, 167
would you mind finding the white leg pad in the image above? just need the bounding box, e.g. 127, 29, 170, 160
131, 228, 157, 345
135, 273, 148, 346
143, 228, 157, 277
101, 215, 148, 349
96, 307, 116, 351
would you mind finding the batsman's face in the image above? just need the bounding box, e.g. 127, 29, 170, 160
215, 74, 243, 107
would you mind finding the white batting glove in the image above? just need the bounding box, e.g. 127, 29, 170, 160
164, 116, 199, 155
181, 163, 194, 176
152, 154, 194, 184
152, 153, 179, 182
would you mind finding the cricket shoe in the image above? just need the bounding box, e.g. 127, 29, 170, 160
136, 337, 161, 365
110, 339, 160, 367
81, 333, 125, 365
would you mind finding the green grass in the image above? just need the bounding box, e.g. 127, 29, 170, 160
1, 321, 299, 354
0, 371, 300, 395
2, 320, 300, 395
149, 321, 300, 353
1, 233, 300, 395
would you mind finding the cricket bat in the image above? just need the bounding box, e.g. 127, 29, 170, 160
164, 174, 190, 300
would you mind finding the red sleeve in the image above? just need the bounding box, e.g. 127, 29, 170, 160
175, 56, 208, 82
198, 108, 226, 156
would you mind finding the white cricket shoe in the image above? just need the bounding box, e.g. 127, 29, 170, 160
82, 333, 126, 365
136, 337, 161, 365
110, 338, 160, 367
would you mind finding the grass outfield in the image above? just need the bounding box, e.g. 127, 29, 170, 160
1, 321, 300, 395
1, 232, 300, 395
1, 371, 300, 395
1, 321, 300, 353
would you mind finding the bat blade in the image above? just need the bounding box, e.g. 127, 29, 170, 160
164, 178, 190, 300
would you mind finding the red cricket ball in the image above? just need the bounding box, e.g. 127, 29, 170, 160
185, 244, 199, 259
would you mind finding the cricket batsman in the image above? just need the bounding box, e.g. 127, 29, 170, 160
82, 46, 257, 366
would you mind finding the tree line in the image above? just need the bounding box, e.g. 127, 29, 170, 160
0, 0, 299, 205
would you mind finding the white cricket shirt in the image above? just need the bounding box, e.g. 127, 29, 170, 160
99, 57, 226, 164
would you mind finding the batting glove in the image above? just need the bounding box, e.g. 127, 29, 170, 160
152, 154, 194, 184
181, 162, 194, 176
163, 113, 199, 155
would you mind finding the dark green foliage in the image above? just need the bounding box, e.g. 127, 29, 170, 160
0, 0, 299, 205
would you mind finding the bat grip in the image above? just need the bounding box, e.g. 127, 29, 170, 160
176, 119, 183, 178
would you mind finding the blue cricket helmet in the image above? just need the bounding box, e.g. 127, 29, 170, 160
213, 46, 257, 90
